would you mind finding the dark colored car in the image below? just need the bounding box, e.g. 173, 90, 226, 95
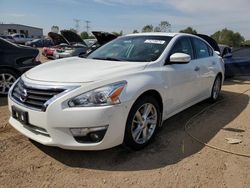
0, 35, 15, 43
223, 46, 250, 77
195, 34, 221, 53
0, 38, 41, 95
52, 30, 88, 59
219, 44, 232, 57
25, 38, 54, 48
84, 31, 117, 55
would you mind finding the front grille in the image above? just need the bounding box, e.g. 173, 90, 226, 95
12, 79, 65, 111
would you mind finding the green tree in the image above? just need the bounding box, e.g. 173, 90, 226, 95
142, 25, 154, 32
119, 30, 123, 36
179, 27, 197, 34
244, 40, 250, 46
112, 32, 122, 36
154, 26, 161, 32
211, 28, 245, 47
157, 21, 171, 32
51, 25, 59, 33
80, 31, 89, 39
133, 29, 139, 33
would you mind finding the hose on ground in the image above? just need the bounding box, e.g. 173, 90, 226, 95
184, 85, 250, 158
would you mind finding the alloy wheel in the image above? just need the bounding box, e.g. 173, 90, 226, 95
0, 73, 16, 95
212, 76, 221, 100
131, 103, 158, 144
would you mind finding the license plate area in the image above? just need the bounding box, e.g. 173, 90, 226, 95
12, 106, 29, 125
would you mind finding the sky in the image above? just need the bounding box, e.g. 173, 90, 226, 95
0, 0, 250, 38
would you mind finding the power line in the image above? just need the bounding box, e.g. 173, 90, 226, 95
85, 20, 91, 34
73, 18, 80, 33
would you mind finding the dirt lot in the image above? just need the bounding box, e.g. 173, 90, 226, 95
0, 55, 250, 187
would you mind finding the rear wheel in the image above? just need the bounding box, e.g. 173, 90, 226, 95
210, 75, 222, 102
0, 69, 19, 95
123, 96, 161, 150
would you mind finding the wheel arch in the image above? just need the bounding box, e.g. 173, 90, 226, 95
0, 66, 21, 76
134, 89, 163, 114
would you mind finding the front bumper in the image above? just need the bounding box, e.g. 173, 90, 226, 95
8, 96, 132, 150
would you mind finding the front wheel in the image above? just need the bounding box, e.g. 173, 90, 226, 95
0, 69, 19, 95
210, 75, 222, 102
123, 96, 161, 150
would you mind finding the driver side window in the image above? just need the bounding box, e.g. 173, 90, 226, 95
170, 37, 194, 59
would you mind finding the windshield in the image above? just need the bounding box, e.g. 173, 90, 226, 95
88, 35, 172, 62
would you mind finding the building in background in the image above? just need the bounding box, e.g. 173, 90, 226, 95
0, 23, 43, 38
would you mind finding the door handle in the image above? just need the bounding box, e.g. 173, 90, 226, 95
194, 66, 200, 71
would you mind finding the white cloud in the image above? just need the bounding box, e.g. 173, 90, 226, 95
93, 0, 250, 38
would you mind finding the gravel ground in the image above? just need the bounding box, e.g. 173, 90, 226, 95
0, 53, 250, 187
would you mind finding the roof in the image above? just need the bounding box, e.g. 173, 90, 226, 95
0, 23, 43, 30
126, 32, 178, 37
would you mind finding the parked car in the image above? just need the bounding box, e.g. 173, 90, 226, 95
53, 43, 87, 59
0, 38, 40, 95
195, 34, 221, 53
219, 44, 232, 57
52, 30, 87, 59
0, 35, 15, 43
8, 33, 224, 150
11, 33, 33, 44
42, 32, 70, 58
223, 46, 250, 77
25, 38, 54, 48
84, 39, 97, 47
85, 31, 117, 54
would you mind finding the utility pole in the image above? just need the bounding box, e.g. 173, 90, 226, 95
85, 20, 90, 34
73, 18, 80, 33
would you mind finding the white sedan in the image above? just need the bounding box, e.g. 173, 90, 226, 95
8, 33, 224, 150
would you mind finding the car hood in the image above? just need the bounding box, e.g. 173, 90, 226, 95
61, 30, 86, 46
24, 57, 148, 83
92, 31, 117, 45
48, 32, 69, 45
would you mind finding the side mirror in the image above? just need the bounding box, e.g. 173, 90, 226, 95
169, 53, 191, 64
223, 53, 232, 58
215, 51, 221, 56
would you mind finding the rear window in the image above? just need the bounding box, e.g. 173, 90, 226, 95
192, 38, 211, 59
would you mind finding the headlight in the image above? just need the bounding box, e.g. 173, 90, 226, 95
68, 81, 127, 107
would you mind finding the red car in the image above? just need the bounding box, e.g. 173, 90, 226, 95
42, 32, 69, 58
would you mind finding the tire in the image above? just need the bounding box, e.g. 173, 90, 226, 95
0, 69, 19, 96
210, 75, 222, 102
123, 96, 161, 150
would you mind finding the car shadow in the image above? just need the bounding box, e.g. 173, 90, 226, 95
0, 97, 8, 107
31, 90, 249, 171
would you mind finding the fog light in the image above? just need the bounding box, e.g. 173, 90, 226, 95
70, 128, 89, 137
70, 125, 108, 143
90, 133, 101, 142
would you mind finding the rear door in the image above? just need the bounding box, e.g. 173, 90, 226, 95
163, 37, 201, 115
191, 37, 216, 96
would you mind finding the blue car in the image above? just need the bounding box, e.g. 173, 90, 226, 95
222, 46, 250, 77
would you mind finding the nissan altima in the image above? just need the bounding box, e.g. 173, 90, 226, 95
8, 33, 224, 150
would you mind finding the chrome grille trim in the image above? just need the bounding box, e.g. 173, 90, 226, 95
23, 124, 50, 137
10, 78, 79, 112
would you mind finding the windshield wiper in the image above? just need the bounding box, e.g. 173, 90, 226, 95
92, 57, 122, 61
